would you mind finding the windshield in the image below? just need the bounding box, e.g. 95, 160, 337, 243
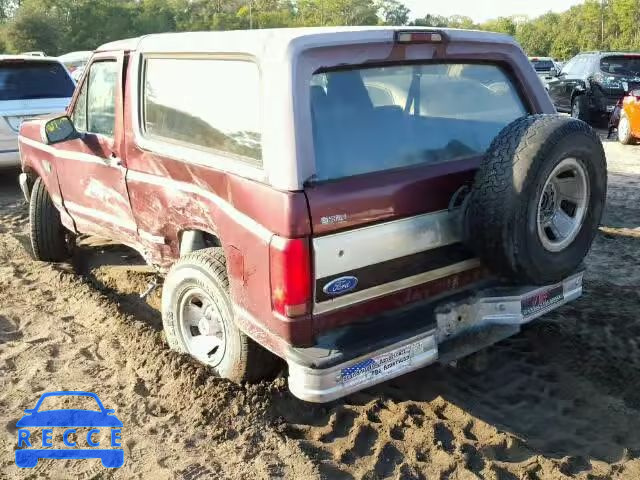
310, 63, 527, 181
0, 61, 75, 100
531, 59, 555, 72
600, 56, 640, 76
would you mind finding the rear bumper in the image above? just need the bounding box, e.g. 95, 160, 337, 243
287, 271, 583, 402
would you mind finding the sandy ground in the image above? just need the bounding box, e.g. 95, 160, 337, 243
1, 135, 640, 479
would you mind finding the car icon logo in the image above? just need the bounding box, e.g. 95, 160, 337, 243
15, 391, 123, 468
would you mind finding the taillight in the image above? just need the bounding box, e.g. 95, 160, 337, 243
395, 31, 444, 44
269, 236, 311, 318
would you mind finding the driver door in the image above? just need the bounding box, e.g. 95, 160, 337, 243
54, 52, 137, 243
548, 57, 576, 111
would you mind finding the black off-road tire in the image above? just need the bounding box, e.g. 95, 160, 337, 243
571, 94, 591, 123
29, 176, 70, 262
465, 114, 607, 285
162, 247, 279, 383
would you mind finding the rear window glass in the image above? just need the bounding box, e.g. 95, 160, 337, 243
0, 61, 74, 100
310, 63, 527, 181
143, 58, 262, 164
600, 56, 640, 76
531, 59, 555, 71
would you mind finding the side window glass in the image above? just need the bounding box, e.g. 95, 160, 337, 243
87, 61, 118, 137
143, 58, 262, 164
72, 80, 88, 132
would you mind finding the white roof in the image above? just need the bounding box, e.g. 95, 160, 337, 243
98, 26, 517, 59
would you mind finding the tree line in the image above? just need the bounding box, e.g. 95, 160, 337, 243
0, 0, 639, 59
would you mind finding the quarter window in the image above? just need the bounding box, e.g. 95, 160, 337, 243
143, 58, 262, 164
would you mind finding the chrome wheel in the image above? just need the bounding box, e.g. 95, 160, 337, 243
177, 286, 226, 366
537, 157, 590, 252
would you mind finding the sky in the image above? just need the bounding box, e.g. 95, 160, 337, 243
403, 0, 586, 23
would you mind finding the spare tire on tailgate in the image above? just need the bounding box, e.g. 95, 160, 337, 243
465, 114, 606, 285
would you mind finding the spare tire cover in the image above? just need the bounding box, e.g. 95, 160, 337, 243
465, 114, 606, 285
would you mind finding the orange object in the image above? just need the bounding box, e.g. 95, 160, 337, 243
618, 90, 640, 144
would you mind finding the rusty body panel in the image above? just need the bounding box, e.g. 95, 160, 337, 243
18, 27, 555, 355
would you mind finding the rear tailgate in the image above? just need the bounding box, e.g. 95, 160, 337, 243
306, 160, 484, 332
306, 61, 530, 334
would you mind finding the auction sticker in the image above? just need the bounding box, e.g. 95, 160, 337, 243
338, 339, 430, 388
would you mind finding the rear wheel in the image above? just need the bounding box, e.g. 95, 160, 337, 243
618, 112, 634, 145
162, 247, 279, 382
29, 177, 72, 262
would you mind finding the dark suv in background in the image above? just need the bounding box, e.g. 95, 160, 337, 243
548, 52, 640, 123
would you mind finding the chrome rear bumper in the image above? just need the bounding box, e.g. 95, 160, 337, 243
287, 272, 583, 402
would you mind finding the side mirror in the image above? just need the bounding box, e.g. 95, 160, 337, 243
548, 67, 559, 78
43, 115, 80, 145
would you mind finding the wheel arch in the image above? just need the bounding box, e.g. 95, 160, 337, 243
178, 228, 222, 256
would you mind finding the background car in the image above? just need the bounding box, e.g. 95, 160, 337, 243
58, 50, 93, 82
547, 51, 640, 123
617, 89, 640, 144
0, 55, 75, 169
528, 56, 559, 87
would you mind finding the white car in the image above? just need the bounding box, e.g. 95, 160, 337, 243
58, 50, 93, 82
0, 55, 75, 168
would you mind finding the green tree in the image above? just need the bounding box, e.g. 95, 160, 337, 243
297, 0, 378, 26
480, 16, 516, 36
5, 6, 62, 54
376, 0, 409, 25
447, 15, 476, 29
136, 0, 179, 35
410, 14, 449, 27
515, 13, 559, 56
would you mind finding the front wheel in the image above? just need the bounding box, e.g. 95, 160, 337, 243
162, 247, 279, 382
29, 177, 72, 262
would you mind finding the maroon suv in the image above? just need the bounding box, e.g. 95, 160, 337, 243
18, 28, 606, 402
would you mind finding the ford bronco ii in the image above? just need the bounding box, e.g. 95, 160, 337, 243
18, 27, 606, 402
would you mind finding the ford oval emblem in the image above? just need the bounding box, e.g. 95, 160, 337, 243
323, 276, 358, 296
